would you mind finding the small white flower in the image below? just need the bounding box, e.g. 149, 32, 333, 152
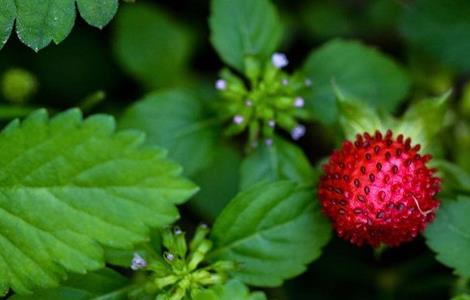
291, 124, 306, 140
131, 253, 147, 271
272, 53, 288, 69
265, 139, 273, 146
215, 79, 227, 90
233, 115, 244, 124
245, 99, 253, 107
294, 97, 305, 108
304, 78, 313, 86
268, 120, 276, 128
281, 79, 289, 85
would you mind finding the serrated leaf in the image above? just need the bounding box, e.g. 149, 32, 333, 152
400, 0, 470, 72
240, 138, 316, 190
0, 109, 197, 294
302, 39, 410, 124
1, 0, 121, 51
112, 2, 192, 89
193, 280, 266, 300
425, 196, 470, 277
9, 268, 130, 300
76, 0, 118, 28
119, 89, 219, 176
209, 0, 282, 73
209, 181, 331, 287
0, 0, 15, 49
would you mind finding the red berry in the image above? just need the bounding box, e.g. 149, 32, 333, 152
318, 130, 441, 247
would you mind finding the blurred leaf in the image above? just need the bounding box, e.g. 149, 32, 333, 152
453, 295, 470, 300
10, 268, 130, 300
240, 137, 316, 190
433, 160, 470, 195
425, 196, 470, 277
400, 0, 470, 72
209, 0, 282, 73
120, 89, 220, 176
0, 0, 119, 51
394, 92, 449, 154
0, 109, 197, 294
113, 3, 192, 89
191, 143, 242, 221
193, 279, 266, 300
302, 39, 410, 124
301, 1, 352, 39
209, 181, 331, 287
0, 105, 36, 120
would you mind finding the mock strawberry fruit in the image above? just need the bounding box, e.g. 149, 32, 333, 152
318, 130, 441, 247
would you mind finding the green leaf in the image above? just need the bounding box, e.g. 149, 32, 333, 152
452, 295, 470, 300
209, 181, 331, 287
400, 0, 470, 72
112, 3, 192, 89
302, 39, 410, 124
209, 0, 283, 73
0, 109, 197, 294
193, 279, 266, 300
10, 268, 131, 300
1, 0, 120, 51
240, 138, 316, 190
119, 89, 219, 176
76, 0, 118, 28
425, 196, 470, 277
0, 0, 15, 49
432, 160, 470, 195
190, 143, 242, 221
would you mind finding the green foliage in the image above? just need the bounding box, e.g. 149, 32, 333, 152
0, 109, 197, 294
0, 0, 120, 51
209, 0, 282, 73
193, 279, 266, 300
9, 268, 130, 300
302, 39, 410, 124
209, 181, 331, 287
400, 0, 470, 72
191, 144, 242, 220
453, 295, 470, 300
112, 3, 192, 89
425, 196, 470, 277
240, 138, 316, 190
119, 89, 220, 176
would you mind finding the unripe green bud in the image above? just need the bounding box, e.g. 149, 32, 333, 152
190, 224, 209, 252
1, 68, 37, 104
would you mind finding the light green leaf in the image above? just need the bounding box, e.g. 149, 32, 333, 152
119, 89, 220, 176
425, 196, 470, 277
0, 109, 197, 294
400, 0, 470, 72
1, 0, 121, 51
191, 143, 242, 221
432, 160, 470, 195
209, 0, 282, 73
10, 268, 130, 300
452, 295, 470, 300
193, 279, 266, 300
240, 138, 316, 190
209, 181, 331, 287
302, 39, 410, 124
112, 3, 192, 89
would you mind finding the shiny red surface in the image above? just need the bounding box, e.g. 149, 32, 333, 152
318, 130, 441, 247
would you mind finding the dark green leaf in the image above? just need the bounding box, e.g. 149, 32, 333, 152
76, 0, 118, 28
112, 3, 192, 89
10, 268, 131, 300
240, 138, 316, 190
425, 196, 470, 277
119, 89, 220, 176
0, 109, 197, 294
302, 39, 410, 124
209, 181, 331, 287
0, 0, 15, 49
191, 143, 242, 221
400, 0, 470, 72
209, 0, 282, 72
